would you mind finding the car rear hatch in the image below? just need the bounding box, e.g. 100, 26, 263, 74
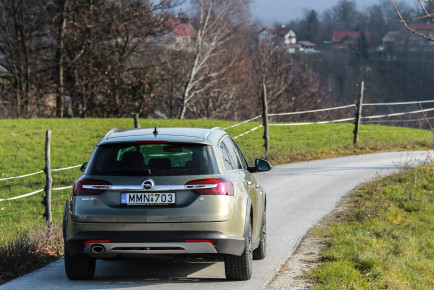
71, 142, 235, 223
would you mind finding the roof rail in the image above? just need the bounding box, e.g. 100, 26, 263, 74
204, 127, 221, 139
102, 128, 119, 141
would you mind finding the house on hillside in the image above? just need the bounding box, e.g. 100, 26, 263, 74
383, 31, 405, 47
297, 41, 318, 54
259, 25, 297, 52
409, 23, 434, 45
382, 31, 408, 51
259, 26, 318, 54
332, 31, 370, 49
259, 27, 276, 42
381, 23, 434, 53
275, 26, 297, 46
163, 19, 197, 51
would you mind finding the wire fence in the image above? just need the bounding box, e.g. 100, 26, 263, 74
268, 104, 356, 117
0, 134, 82, 236
0, 165, 79, 202
362, 107, 434, 120
224, 100, 434, 159
363, 100, 434, 106
224, 99, 434, 149
2, 100, 432, 203
1, 99, 433, 235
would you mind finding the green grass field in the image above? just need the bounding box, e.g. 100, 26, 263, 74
0, 118, 432, 242
310, 165, 434, 289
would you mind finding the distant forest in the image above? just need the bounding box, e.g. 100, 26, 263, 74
0, 0, 432, 120
281, 0, 434, 108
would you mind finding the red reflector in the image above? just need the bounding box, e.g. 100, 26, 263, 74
73, 178, 111, 196
185, 178, 234, 196
135, 141, 168, 144
185, 240, 215, 245
84, 240, 111, 246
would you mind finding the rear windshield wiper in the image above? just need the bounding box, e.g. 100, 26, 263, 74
104, 167, 152, 175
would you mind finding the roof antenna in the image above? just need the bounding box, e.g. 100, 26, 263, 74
153, 127, 158, 137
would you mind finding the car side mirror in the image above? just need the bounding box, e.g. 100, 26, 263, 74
248, 159, 272, 173
80, 162, 88, 173
255, 158, 272, 172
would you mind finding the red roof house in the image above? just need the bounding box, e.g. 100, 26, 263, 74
332, 31, 370, 49
409, 23, 434, 41
166, 19, 197, 51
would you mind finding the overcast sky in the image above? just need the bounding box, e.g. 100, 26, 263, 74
251, 0, 415, 24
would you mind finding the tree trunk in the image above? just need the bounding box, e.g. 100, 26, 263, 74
56, 0, 68, 118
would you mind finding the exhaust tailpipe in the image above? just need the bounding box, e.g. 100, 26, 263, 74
91, 244, 106, 254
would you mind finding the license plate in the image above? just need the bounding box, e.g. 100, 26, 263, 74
121, 193, 175, 205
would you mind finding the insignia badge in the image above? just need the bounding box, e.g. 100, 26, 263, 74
142, 179, 154, 190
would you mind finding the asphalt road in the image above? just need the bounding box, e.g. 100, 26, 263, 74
1, 151, 432, 290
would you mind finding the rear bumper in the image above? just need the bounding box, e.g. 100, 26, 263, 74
65, 230, 245, 257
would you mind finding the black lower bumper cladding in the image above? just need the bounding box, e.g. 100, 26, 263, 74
65, 230, 245, 256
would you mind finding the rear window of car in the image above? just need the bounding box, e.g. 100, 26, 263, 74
88, 143, 219, 176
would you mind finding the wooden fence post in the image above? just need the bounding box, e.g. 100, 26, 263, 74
261, 83, 270, 153
133, 113, 140, 128
353, 81, 364, 145
44, 130, 52, 226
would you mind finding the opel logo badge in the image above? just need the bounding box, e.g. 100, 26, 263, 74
142, 179, 154, 190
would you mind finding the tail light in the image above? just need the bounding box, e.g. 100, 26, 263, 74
84, 240, 111, 246
185, 178, 234, 196
73, 178, 112, 196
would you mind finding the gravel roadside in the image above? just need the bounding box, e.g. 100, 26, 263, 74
267, 199, 351, 289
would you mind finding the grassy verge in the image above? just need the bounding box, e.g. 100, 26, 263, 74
309, 165, 434, 289
0, 118, 432, 284
0, 222, 63, 284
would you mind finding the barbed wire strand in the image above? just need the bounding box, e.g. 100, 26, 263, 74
52, 193, 70, 201
0, 203, 42, 217
269, 104, 356, 117
363, 116, 434, 124
359, 129, 426, 135
363, 100, 434, 106
233, 125, 263, 139
363, 107, 434, 120
223, 115, 262, 130
269, 117, 355, 126
269, 124, 350, 137
1, 164, 81, 182
0, 171, 44, 181
0, 189, 44, 202
0, 216, 43, 231
271, 133, 350, 145
0, 185, 72, 203
0, 192, 69, 217
52, 186, 73, 191
239, 139, 261, 147
51, 164, 81, 172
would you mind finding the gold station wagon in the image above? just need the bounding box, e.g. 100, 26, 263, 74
63, 127, 271, 281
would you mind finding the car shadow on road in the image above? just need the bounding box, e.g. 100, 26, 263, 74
265, 166, 397, 176
86, 256, 229, 288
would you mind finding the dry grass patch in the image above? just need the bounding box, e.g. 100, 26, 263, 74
0, 222, 63, 285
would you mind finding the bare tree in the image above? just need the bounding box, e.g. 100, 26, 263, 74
179, 0, 252, 119
63, 0, 177, 117
0, 0, 43, 117
50, 0, 69, 118
331, 0, 359, 30
390, 0, 434, 41
254, 38, 331, 121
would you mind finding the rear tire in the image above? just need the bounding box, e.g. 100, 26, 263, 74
224, 220, 253, 281
253, 209, 266, 260
64, 245, 96, 280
